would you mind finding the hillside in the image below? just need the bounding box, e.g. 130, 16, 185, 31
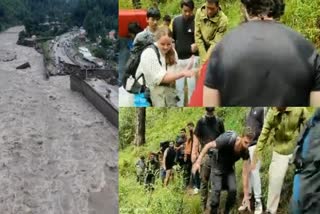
119, 107, 315, 213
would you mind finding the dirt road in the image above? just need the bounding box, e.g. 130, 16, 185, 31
0, 26, 118, 214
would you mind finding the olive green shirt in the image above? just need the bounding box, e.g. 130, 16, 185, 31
255, 107, 308, 160
194, 4, 228, 64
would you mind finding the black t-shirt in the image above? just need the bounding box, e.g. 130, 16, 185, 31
214, 131, 249, 173
194, 115, 225, 147
205, 20, 320, 106
172, 15, 198, 59
246, 107, 264, 145
165, 147, 176, 169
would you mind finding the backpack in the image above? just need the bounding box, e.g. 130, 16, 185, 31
291, 109, 320, 214
122, 32, 162, 94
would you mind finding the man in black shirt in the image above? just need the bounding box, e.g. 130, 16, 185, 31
192, 107, 225, 211
172, 0, 199, 106
176, 128, 187, 167
203, 0, 320, 106
193, 128, 254, 214
164, 141, 177, 186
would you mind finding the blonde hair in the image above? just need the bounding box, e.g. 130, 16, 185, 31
154, 26, 176, 66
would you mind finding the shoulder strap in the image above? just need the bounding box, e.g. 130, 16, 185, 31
148, 43, 162, 66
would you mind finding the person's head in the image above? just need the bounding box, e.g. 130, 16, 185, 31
180, 128, 187, 137
187, 122, 194, 132
155, 26, 173, 54
169, 141, 174, 148
146, 7, 161, 32
163, 15, 171, 26
206, 0, 220, 18
276, 107, 287, 112
128, 22, 142, 38
240, 0, 285, 20
180, 0, 195, 20
205, 107, 215, 117
239, 127, 255, 149
140, 155, 145, 160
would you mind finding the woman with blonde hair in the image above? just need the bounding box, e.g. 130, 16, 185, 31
135, 26, 195, 107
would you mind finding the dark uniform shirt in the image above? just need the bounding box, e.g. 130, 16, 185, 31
215, 131, 249, 173
205, 20, 320, 106
194, 115, 225, 148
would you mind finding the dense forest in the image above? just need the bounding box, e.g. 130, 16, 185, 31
119, 107, 315, 213
0, 0, 118, 40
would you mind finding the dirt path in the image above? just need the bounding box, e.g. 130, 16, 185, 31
0, 26, 118, 214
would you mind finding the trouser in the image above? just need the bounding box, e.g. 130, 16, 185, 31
200, 154, 212, 211
267, 151, 292, 214
183, 155, 192, 187
175, 57, 198, 107
193, 170, 201, 189
248, 145, 262, 201
210, 170, 237, 214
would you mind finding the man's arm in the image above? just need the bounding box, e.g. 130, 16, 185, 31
203, 86, 221, 106
163, 148, 168, 169
192, 140, 216, 174
310, 91, 320, 106
194, 9, 206, 63
191, 134, 200, 163
242, 160, 250, 199
204, 18, 228, 62
241, 159, 251, 211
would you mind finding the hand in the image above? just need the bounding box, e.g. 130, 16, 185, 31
182, 69, 195, 78
241, 197, 251, 212
191, 43, 198, 53
192, 161, 200, 174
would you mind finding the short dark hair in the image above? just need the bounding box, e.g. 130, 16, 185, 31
180, 128, 186, 133
128, 22, 142, 35
147, 7, 161, 19
207, 0, 219, 5
163, 14, 171, 23
187, 122, 194, 127
205, 107, 215, 112
241, 126, 255, 140
241, 0, 285, 19
180, 0, 195, 10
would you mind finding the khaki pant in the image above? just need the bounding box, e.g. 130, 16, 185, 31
267, 151, 292, 214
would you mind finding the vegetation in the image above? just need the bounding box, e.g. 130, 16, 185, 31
119, 0, 320, 48
119, 107, 315, 213
1, 0, 118, 42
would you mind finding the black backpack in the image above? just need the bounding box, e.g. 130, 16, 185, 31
160, 141, 170, 153
122, 33, 161, 94
291, 109, 320, 213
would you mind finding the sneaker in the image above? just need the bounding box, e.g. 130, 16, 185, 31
254, 201, 263, 214
238, 200, 249, 211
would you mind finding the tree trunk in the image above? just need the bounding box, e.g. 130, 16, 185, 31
134, 107, 146, 146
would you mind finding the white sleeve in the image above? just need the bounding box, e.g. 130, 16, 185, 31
139, 48, 167, 87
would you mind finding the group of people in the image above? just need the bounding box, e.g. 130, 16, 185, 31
120, 0, 320, 107
135, 107, 320, 214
